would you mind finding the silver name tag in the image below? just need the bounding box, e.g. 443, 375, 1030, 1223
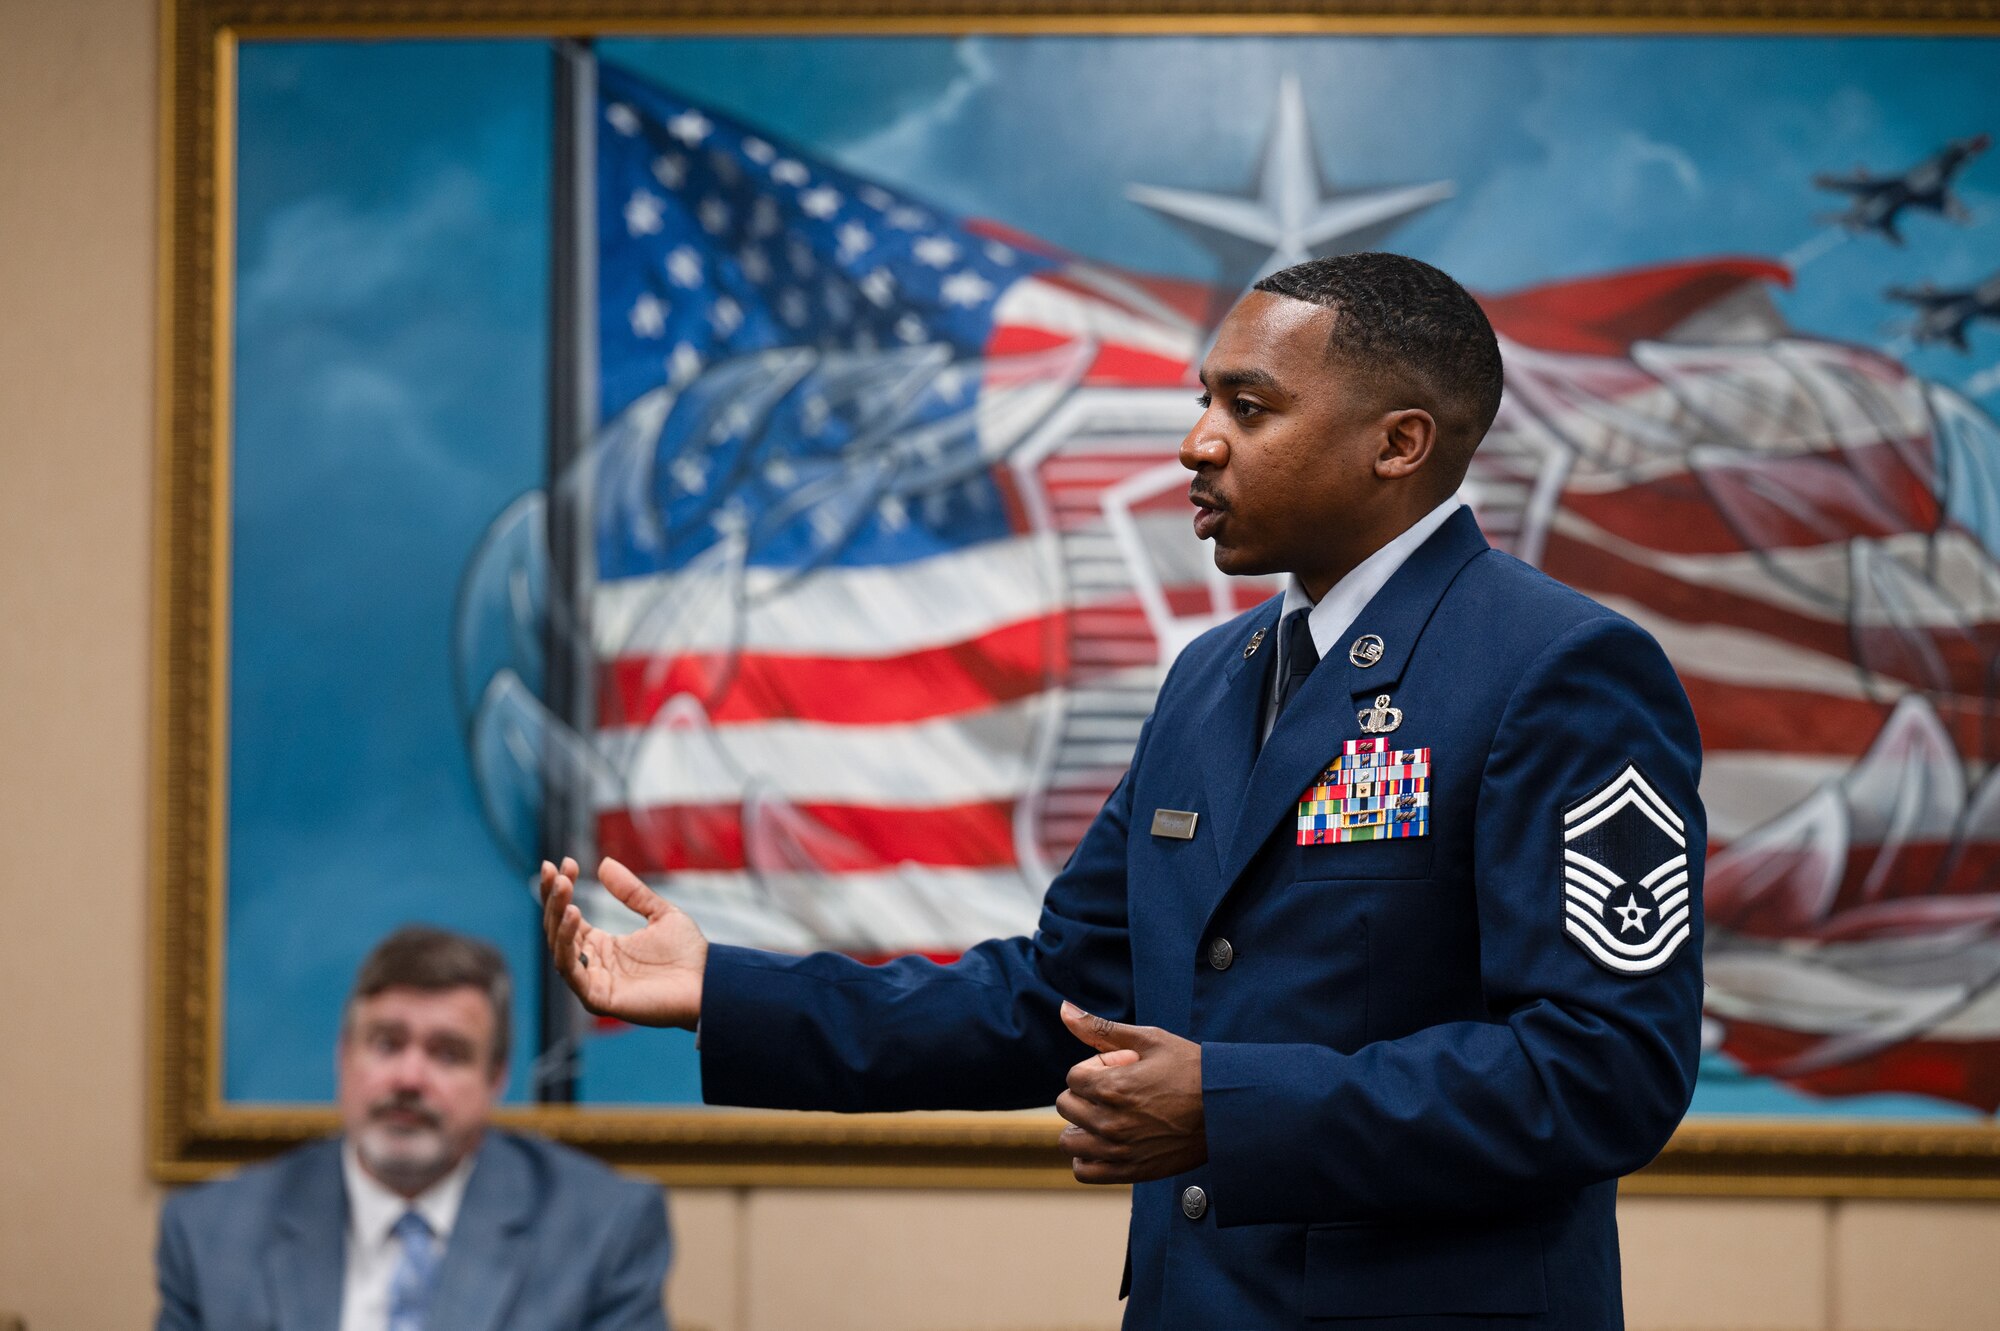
1150, 809, 1199, 840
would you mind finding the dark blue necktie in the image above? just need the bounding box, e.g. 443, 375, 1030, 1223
1274, 607, 1319, 719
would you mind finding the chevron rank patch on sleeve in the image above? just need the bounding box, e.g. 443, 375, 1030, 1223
1561, 764, 1693, 975
1298, 736, 1431, 845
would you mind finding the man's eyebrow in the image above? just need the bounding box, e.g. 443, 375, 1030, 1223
1201, 367, 1284, 394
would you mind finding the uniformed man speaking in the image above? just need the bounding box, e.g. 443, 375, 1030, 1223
540, 252, 1704, 1329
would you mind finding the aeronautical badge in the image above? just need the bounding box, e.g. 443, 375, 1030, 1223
1297, 736, 1430, 844
1560, 764, 1691, 976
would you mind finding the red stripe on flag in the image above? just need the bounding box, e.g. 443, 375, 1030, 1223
1679, 677, 1999, 759
1481, 257, 1792, 355
597, 799, 1019, 873
1560, 442, 1939, 556
1707, 841, 2000, 939
1541, 527, 2000, 696
600, 614, 1061, 728
987, 325, 1190, 387
600, 585, 1255, 728
1541, 527, 1852, 653
1080, 343, 1195, 387
1719, 1021, 2000, 1113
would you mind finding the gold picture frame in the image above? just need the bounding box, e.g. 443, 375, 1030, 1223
155, 0, 2000, 1191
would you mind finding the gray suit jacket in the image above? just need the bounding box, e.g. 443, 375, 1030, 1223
155, 1132, 671, 1331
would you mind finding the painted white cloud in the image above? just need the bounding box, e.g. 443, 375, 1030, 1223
1619, 131, 1704, 199
841, 37, 998, 181
234, 160, 542, 508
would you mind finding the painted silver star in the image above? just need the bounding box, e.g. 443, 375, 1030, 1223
1127, 74, 1453, 306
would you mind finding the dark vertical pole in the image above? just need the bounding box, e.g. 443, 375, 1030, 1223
538, 37, 599, 1104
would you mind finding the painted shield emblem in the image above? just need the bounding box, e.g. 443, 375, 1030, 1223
1561, 765, 1692, 976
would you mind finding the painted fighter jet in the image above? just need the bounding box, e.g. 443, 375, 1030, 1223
1888, 271, 2000, 351
1814, 133, 1990, 244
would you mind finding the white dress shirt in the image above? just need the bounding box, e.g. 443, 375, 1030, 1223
339, 1143, 476, 1331
1261, 495, 1463, 740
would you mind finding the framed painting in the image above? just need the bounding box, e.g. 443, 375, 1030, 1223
154, 0, 2000, 1191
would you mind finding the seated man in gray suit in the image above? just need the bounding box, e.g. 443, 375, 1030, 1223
156, 926, 673, 1330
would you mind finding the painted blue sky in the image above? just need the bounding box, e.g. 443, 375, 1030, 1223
599, 34, 2000, 390
227, 33, 1999, 1112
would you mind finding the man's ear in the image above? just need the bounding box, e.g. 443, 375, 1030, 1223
1374, 408, 1437, 480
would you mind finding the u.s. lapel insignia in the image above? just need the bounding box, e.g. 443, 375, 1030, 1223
1243, 627, 1267, 659
1560, 764, 1692, 976
1357, 694, 1403, 734
1297, 737, 1431, 844
1349, 634, 1385, 668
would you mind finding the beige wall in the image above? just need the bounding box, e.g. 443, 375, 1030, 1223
0, 0, 169, 1325
3, 3, 1999, 1329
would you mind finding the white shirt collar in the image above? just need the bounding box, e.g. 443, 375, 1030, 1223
342, 1139, 478, 1249
1281, 495, 1463, 663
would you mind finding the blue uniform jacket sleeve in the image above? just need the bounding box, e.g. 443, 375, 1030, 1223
1202, 616, 1705, 1224
583, 1182, 673, 1331
697, 712, 1155, 1112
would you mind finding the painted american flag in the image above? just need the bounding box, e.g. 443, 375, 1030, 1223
460, 59, 2000, 1111
575, 60, 1266, 958
1471, 260, 2000, 1112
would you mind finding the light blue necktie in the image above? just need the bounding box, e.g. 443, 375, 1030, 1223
387, 1210, 441, 1331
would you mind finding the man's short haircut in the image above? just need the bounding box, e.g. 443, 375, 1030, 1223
344, 926, 512, 1072
1253, 252, 1504, 486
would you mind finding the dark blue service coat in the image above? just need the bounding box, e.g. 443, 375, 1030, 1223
700, 507, 1705, 1328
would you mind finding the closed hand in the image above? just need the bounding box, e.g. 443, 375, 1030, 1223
1055, 1001, 1207, 1184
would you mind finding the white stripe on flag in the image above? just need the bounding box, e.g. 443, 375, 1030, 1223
1551, 508, 2000, 630
579, 867, 1043, 952
1705, 944, 2000, 1040
1701, 752, 1852, 843
601, 694, 1052, 807
593, 535, 1056, 657
993, 275, 1200, 362
1596, 594, 1895, 699
594, 511, 1217, 662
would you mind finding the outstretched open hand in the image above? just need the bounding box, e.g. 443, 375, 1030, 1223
1056, 1001, 1207, 1184
538, 857, 709, 1029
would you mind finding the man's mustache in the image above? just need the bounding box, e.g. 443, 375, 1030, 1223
1188, 483, 1227, 511
367, 1094, 442, 1130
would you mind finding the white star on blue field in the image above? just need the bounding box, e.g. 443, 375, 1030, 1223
227, 33, 1998, 1112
